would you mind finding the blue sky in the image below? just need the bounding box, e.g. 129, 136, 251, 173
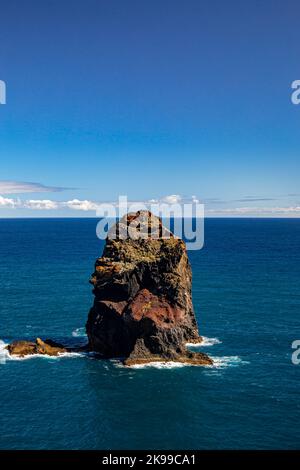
0, 0, 299, 217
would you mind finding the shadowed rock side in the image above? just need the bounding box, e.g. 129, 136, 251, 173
86, 211, 213, 366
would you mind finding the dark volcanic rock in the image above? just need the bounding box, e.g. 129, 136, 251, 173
7, 338, 67, 357
86, 211, 212, 366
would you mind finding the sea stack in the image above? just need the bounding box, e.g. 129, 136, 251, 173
86, 211, 212, 366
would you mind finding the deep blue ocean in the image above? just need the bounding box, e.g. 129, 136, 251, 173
0, 218, 299, 450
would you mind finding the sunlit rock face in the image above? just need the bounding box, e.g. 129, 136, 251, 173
7, 338, 67, 357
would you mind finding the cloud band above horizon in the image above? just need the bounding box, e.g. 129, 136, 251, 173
1, 194, 300, 217
0, 180, 73, 194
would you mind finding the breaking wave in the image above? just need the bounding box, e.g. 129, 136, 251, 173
1, 339, 248, 371
0, 340, 10, 364
118, 355, 248, 370
123, 361, 187, 369
186, 336, 222, 347
206, 355, 249, 369
72, 327, 87, 338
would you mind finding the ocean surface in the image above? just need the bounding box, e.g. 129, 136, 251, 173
0, 218, 300, 450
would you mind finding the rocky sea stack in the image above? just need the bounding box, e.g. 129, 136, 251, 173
6, 211, 212, 367
86, 211, 212, 366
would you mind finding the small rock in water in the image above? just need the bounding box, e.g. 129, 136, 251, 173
7, 338, 67, 357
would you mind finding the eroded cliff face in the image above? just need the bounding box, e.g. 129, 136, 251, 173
86, 211, 212, 366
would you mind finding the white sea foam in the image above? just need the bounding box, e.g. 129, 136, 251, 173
1, 339, 248, 371
0, 340, 10, 364
123, 361, 187, 369
206, 356, 249, 369
7, 352, 85, 362
117, 355, 249, 370
186, 336, 222, 347
72, 327, 87, 338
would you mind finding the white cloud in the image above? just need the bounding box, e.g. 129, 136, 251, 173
0, 193, 199, 212
207, 206, 300, 215
160, 194, 182, 204
1, 191, 299, 217
64, 199, 100, 211
0, 196, 100, 211
0, 180, 70, 194
24, 200, 59, 210
0, 195, 20, 208
143, 195, 200, 205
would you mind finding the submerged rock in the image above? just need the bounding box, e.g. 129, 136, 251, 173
86, 211, 212, 366
7, 338, 67, 357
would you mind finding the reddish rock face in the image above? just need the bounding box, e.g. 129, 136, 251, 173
86, 211, 212, 366
129, 289, 184, 325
